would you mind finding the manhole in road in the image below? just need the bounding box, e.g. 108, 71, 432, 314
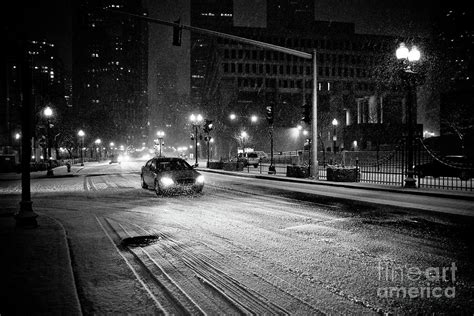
121, 235, 160, 247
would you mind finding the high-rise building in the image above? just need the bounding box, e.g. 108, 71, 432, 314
72, 0, 148, 147
1, 37, 68, 165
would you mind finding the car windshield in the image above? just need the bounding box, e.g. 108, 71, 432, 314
156, 159, 192, 171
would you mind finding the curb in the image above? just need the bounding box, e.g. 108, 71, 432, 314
198, 168, 474, 201
46, 214, 83, 316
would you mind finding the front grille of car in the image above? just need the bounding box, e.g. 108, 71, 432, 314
176, 178, 195, 185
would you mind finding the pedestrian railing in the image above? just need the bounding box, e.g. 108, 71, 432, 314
234, 138, 474, 192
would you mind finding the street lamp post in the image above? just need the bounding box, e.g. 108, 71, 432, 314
78, 130, 85, 166
206, 136, 212, 167
332, 118, 338, 153
156, 131, 165, 157
396, 42, 421, 188
240, 131, 248, 155
44, 106, 54, 177
190, 114, 203, 166
95, 139, 101, 162
14, 133, 21, 164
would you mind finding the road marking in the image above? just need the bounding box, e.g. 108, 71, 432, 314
95, 216, 167, 314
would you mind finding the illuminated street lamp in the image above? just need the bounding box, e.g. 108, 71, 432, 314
43, 106, 54, 176
396, 42, 421, 188
190, 113, 203, 166
156, 130, 165, 157
78, 130, 85, 166
14, 132, 21, 164
250, 115, 258, 123
229, 113, 237, 120
332, 118, 339, 153
95, 139, 101, 161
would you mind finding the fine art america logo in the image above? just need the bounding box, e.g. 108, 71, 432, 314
377, 261, 457, 299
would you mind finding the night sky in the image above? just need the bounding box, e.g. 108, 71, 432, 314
3, 0, 440, 73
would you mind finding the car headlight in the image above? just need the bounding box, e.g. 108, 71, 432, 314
117, 155, 123, 162
196, 175, 204, 184
160, 177, 174, 187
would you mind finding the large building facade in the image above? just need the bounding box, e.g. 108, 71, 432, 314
190, 0, 431, 158
72, 0, 148, 148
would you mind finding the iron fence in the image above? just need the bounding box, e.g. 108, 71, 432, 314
231, 138, 474, 191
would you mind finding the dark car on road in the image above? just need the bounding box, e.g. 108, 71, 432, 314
141, 157, 204, 195
414, 155, 474, 181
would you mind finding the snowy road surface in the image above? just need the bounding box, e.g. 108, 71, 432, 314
1, 159, 473, 314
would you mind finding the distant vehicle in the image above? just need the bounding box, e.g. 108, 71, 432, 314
235, 152, 260, 167
414, 155, 474, 181
109, 154, 121, 164
141, 157, 204, 195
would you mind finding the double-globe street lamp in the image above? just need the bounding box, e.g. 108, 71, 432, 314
190, 114, 203, 166
156, 130, 165, 157
43, 106, 54, 176
396, 42, 421, 188
78, 130, 85, 166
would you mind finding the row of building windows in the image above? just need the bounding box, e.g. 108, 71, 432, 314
217, 36, 391, 52
221, 62, 371, 79
221, 48, 376, 66
235, 77, 374, 92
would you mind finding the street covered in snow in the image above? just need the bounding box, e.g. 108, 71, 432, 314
1, 158, 473, 314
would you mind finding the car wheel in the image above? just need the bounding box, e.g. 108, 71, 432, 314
154, 179, 162, 196
141, 175, 148, 189
459, 171, 470, 181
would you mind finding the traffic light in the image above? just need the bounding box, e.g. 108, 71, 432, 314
266, 104, 274, 125
203, 119, 213, 133
172, 18, 182, 46
302, 103, 311, 124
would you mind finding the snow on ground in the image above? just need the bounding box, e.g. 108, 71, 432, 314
1, 159, 473, 314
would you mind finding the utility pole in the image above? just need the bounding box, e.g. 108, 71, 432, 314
15, 39, 38, 227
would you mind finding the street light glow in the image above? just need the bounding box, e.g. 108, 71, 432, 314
229, 113, 236, 120
396, 42, 421, 62
44, 106, 53, 117
157, 130, 165, 137
15, 133, 21, 140
396, 42, 409, 59
190, 113, 203, 123
251, 115, 258, 123
332, 118, 339, 126
95, 139, 101, 145
78, 130, 85, 137
408, 46, 421, 62
241, 131, 248, 138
